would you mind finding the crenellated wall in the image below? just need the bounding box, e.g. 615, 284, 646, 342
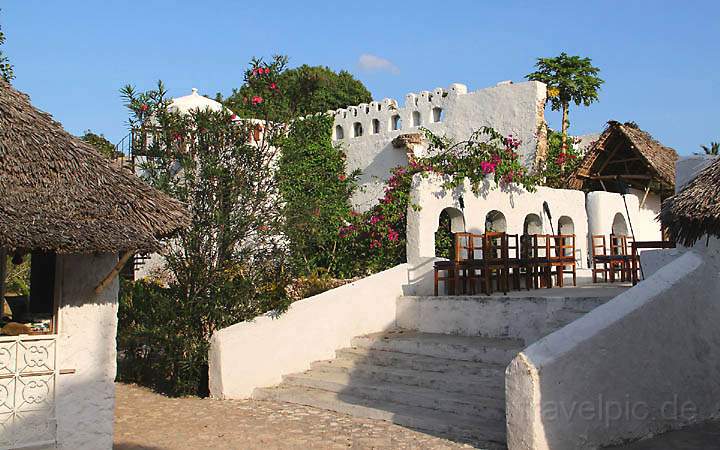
329, 81, 547, 211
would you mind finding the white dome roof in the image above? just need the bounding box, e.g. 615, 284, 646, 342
169, 88, 233, 115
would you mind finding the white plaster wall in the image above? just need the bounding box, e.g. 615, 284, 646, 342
505, 249, 720, 450
406, 174, 589, 271
586, 190, 662, 244
55, 253, 118, 450
208, 264, 409, 399
332, 81, 546, 211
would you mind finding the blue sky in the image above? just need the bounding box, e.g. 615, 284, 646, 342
5, 1, 718, 154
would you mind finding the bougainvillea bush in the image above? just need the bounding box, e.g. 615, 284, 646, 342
541, 128, 583, 188
336, 126, 540, 273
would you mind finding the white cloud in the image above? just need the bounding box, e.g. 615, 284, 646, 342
357, 53, 399, 75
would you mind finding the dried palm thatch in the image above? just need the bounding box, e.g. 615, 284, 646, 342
0, 80, 189, 253
660, 157, 720, 246
568, 121, 677, 193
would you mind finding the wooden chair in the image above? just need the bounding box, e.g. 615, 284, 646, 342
591, 235, 611, 283
548, 234, 577, 287
609, 234, 630, 282
507, 234, 534, 291
433, 260, 456, 296
483, 232, 509, 294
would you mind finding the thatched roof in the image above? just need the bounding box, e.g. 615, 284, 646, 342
660, 157, 720, 246
0, 80, 189, 253
568, 121, 678, 193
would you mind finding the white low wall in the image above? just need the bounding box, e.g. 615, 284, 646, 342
208, 263, 409, 399
506, 249, 720, 449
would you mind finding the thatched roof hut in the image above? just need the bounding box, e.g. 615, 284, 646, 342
660, 157, 720, 246
0, 80, 189, 253
568, 121, 678, 195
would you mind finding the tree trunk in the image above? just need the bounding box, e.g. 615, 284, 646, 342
560, 102, 569, 171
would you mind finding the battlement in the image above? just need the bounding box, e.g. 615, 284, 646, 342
329, 80, 545, 141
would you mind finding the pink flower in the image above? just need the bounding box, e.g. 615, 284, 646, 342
387, 228, 399, 242
370, 239, 382, 249
230, 114, 238, 120
264, 68, 270, 74
481, 161, 497, 174
338, 174, 347, 181
369, 215, 382, 225
140, 103, 148, 112
251, 96, 263, 105
269, 82, 277, 90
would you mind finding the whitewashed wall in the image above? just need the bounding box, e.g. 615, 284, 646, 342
55, 253, 118, 450
332, 81, 547, 211
586, 190, 663, 243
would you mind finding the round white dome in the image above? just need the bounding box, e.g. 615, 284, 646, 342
169, 88, 233, 115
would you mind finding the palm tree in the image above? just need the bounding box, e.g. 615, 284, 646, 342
699, 142, 720, 155
526, 53, 603, 152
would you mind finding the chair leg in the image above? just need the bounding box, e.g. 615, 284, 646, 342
434, 270, 439, 296
572, 265, 577, 286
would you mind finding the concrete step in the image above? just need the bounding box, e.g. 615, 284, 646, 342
253, 384, 507, 447
333, 346, 507, 377
311, 358, 505, 393
281, 370, 505, 421
351, 330, 524, 365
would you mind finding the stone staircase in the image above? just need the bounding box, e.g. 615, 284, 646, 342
253, 329, 523, 447
252, 289, 621, 447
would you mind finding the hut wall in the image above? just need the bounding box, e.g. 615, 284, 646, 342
55, 253, 118, 450
333, 81, 547, 212
586, 191, 662, 243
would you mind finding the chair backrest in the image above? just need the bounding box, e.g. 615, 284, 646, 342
532, 234, 550, 260
506, 234, 520, 260
520, 234, 534, 259
549, 234, 575, 261
591, 235, 607, 257
453, 232, 474, 261
609, 234, 627, 256
483, 232, 507, 262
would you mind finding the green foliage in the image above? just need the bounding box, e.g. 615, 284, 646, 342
278, 114, 358, 277
526, 52, 603, 149
117, 56, 292, 396
541, 129, 582, 188
698, 141, 720, 156
0, 11, 14, 83
224, 63, 372, 122
80, 130, 121, 159
4, 256, 29, 296
434, 212, 453, 259
526, 52, 603, 112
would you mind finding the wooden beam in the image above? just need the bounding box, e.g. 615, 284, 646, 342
589, 174, 652, 180
95, 250, 134, 294
0, 248, 6, 306
639, 185, 651, 209
605, 157, 643, 165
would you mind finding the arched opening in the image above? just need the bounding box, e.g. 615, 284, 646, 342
372, 119, 380, 134
612, 213, 628, 236
432, 107, 444, 123
390, 115, 402, 131
412, 111, 421, 127
523, 214, 543, 235
352, 122, 363, 138
558, 216, 574, 235
334, 125, 344, 140
485, 210, 507, 233
435, 207, 465, 259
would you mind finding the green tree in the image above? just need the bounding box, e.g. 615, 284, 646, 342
698, 141, 720, 155
278, 114, 358, 277
80, 130, 121, 159
526, 53, 603, 153
0, 11, 14, 82
118, 57, 291, 396
224, 63, 372, 121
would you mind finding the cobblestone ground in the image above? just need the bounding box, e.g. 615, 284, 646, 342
114, 383, 483, 450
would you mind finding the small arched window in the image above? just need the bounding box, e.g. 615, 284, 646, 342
412, 111, 421, 127
372, 119, 380, 134
390, 115, 402, 131
432, 107, 444, 123
335, 125, 344, 140
353, 122, 363, 138
485, 210, 507, 233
